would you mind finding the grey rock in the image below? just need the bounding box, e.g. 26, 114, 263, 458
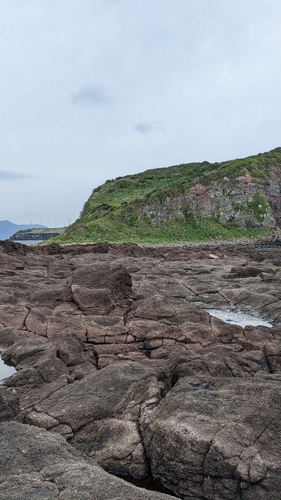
0, 421, 175, 500
141, 376, 281, 499
35, 361, 160, 432
0, 386, 19, 421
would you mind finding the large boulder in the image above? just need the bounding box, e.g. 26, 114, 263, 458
31, 361, 161, 478
141, 375, 281, 499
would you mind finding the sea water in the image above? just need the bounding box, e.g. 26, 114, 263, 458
0, 355, 16, 381
14, 240, 43, 245
207, 308, 272, 328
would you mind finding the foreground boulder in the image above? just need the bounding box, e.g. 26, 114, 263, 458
141, 375, 281, 499
0, 421, 175, 500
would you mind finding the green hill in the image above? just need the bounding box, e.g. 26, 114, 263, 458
54, 147, 281, 245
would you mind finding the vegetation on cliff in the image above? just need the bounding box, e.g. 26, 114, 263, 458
54, 148, 281, 244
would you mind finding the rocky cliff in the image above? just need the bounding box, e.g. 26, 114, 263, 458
55, 147, 281, 245
138, 173, 278, 229
1, 239, 281, 499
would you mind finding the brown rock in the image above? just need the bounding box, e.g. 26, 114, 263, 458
71, 262, 133, 300
0, 305, 29, 329
85, 315, 128, 343
73, 418, 148, 479
25, 307, 53, 336
47, 312, 87, 341
50, 333, 85, 366
1, 241, 281, 498
71, 285, 116, 315
0, 421, 176, 499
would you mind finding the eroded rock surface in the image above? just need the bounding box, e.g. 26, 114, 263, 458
141, 376, 281, 499
1, 239, 281, 499
0, 421, 176, 500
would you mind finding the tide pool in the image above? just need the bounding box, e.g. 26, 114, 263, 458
207, 308, 272, 328
0, 355, 16, 381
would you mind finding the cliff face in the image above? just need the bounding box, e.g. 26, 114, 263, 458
139, 168, 281, 230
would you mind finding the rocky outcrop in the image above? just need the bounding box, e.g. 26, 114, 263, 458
139, 174, 280, 229
141, 377, 281, 499
1, 240, 281, 498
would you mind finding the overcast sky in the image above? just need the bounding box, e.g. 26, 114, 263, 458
1, 0, 281, 227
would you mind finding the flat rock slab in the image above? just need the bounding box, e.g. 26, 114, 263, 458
35, 361, 159, 431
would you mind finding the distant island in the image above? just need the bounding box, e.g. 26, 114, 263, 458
10, 227, 65, 241
0, 220, 46, 241
0, 221, 65, 242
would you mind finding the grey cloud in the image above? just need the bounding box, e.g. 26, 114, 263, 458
0, 171, 31, 180
134, 121, 165, 134
71, 85, 113, 107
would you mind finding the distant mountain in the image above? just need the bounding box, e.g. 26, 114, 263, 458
0, 220, 47, 241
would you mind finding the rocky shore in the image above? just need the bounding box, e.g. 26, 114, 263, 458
1, 239, 281, 499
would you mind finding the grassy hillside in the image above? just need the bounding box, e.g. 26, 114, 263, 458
54, 148, 281, 245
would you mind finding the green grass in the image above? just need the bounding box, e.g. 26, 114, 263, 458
55, 216, 268, 245
232, 193, 268, 222
51, 147, 281, 246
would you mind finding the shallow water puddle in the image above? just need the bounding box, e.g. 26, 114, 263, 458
207, 308, 272, 328
0, 355, 16, 381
